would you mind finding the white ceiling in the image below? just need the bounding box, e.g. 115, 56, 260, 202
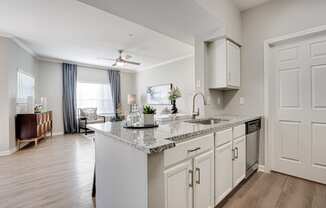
78, 0, 225, 45
233, 0, 272, 11
0, 0, 194, 71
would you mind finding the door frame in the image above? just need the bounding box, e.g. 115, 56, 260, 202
263, 25, 326, 173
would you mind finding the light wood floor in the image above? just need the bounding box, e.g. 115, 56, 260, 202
0, 134, 95, 208
1, 135, 325, 208
220, 171, 326, 208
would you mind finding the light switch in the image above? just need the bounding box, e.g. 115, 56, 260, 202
240, 97, 245, 105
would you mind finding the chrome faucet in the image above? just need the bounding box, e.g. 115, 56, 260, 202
192, 92, 207, 119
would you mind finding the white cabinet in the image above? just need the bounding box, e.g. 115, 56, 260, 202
164, 134, 214, 208
207, 39, 241, 89
215, 126, 246, 206
193, 150, 214, 208
215, 141, 233, 205
164, 160, 193, 208
232, 136, 246, 187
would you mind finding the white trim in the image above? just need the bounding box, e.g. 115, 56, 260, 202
263, 24, 326, 173
12, 37, 36, 56
139, 54, 194, 71
37, 56, 137, 74
258, 165, 267, 173
52, 132, 64, 136
0, 33, 36, 57
0, 147, 17, 156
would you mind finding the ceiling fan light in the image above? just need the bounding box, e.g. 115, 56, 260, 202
116, 61, 124, 67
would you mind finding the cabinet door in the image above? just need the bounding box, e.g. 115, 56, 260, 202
227, 40, 241, 87
233, 136, 246, 187
164, 160, 193, 208
193, 150, 214, 208
215, 141, 233, 205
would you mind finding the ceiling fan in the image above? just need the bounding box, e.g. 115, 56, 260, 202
99, 50, 141, 67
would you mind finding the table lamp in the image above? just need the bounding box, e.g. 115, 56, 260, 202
127, 94, 137, 113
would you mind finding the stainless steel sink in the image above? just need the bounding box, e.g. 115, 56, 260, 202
184, 118, 229, 125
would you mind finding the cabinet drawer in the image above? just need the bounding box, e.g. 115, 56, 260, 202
215, 128, 232, 147
233, 124, 245, 139
164, 134, 214, 168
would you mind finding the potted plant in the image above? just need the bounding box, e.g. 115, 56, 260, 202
168, 86, 182, 114
143, 105, 156, 125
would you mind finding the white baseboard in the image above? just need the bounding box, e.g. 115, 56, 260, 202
52, 132, 64, 136
0, 147, 18, 156
0, 132, 64, 157
258, 165, 265, 172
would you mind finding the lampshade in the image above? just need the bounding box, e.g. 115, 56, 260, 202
128, 94, 137, 105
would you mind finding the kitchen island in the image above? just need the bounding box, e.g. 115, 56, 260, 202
89, 115, 261, 208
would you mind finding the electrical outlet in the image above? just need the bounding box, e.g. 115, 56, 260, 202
217, 97, 221, 105
196, 80, 201, 88
240, 97, 245, 105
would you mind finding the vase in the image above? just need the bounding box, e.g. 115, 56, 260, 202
171, 100, 178, 114
143, 114, 155, 125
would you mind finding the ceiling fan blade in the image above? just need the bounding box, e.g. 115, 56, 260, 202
112, 62, 117, 67
122, 60, 141, 65
97, 57, 116, 61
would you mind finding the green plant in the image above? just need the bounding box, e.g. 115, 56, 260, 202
168, 86, 182, 101
143, 105, 156, 114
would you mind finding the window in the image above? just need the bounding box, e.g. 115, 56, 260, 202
17, 71, 35, 104
77, 82, 114, 114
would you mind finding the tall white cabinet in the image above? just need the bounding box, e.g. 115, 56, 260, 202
214, 125, 246, 206
207, 39, 241, 89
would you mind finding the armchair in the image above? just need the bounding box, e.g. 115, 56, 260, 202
78, 108, 106, 135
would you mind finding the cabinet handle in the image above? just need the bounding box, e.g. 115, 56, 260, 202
187, 147, 201, 153
195, 168, 201, 184
228, 71, 231, 82
235, 147, 239, 159
232, 149, 235, 161
189, 170, 193, 188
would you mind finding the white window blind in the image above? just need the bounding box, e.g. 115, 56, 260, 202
17, 71, 35, 104
77, 82, 114, 114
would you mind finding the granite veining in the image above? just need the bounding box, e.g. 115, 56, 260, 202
88, 115, 262, 154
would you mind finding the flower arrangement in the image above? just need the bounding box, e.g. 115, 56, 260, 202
168, 86, 182, 101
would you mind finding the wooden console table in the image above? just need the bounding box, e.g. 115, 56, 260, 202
15, 111, 53, 150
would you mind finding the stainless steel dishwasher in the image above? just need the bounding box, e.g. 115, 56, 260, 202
245, 119, 261, 178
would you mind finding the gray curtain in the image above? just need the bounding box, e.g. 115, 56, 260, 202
63, 63, 78, 133
108, 70, 121, 117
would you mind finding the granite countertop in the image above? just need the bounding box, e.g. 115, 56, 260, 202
88, 115, 262, 154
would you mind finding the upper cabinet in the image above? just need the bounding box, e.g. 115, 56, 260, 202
207, 39, 241, 90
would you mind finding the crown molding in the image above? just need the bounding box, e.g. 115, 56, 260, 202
139, 54, 194, 71
0, 33, 36, 57
37, 55, 137, 73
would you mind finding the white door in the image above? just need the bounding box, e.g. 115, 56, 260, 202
215, 141, 233, 206
164, 160, 193, 208
272, 34, 326, 184
227, 40, 241, 87
193, 150, 214, 208
232, 136, 246, 187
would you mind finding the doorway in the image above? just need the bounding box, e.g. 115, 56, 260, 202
266, 29, 326, 184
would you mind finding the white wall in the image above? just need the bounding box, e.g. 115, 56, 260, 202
38, 61, 64, 135
0, 36, 38, 153
223, 0, 326, 116
193, 0, 241, 118
38, 61, 136, 134
136, 57, 194, 114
